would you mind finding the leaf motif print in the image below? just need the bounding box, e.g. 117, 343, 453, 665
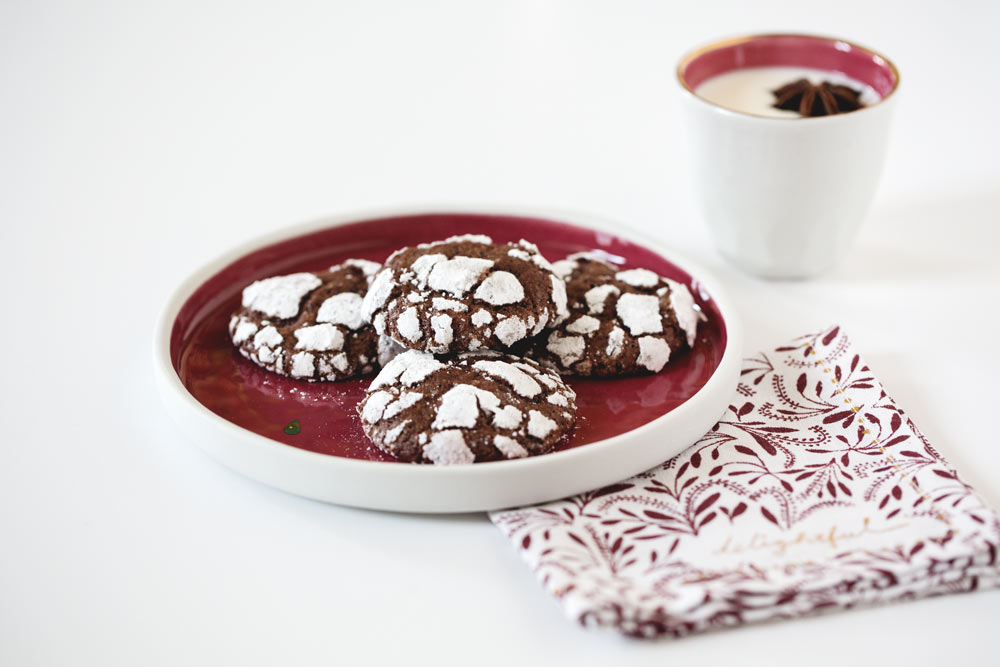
490, 326, 1000, 639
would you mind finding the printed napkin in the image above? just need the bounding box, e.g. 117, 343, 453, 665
491, 326, 1000, 638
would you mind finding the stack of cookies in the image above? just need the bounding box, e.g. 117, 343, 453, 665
229, 235, 701, 465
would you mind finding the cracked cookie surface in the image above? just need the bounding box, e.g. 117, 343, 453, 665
528, 252, 701, 377
358, 349, 577, 464
361, 235, 568, 354
229, 259, 381, 381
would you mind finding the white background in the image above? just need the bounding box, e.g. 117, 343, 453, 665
2, 1, 999, 665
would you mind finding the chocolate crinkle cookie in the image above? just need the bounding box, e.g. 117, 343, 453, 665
357, 349, 577, 464
229, 259, 382, 381
528, 252, 702, 377
360, 235, 569, 354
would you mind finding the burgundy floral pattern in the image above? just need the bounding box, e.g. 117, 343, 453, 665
491, 326, 1000, 638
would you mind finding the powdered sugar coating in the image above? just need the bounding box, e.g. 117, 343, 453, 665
474, 271, 525, 305
294, 323, 345, 351
527, 410, 557, 439
433, 385, 495, 429
411, 254, 446, 283
546, 332, 585, 366
384, 421, 408, 444
241, 273, 322, 319
492, 404, 523, 429
362, 269, 396, 320
428, 256, 495, 296
358, 351, 576, 464
616, 293, 663, 335
254, 326, 283, 349
532, 311, 549, 335
493, 435, 528, 459
471, 359, 542, 398
615, 268, 659, 288
494, 317, 527, 346
585, 284, 620, 315
552, 260, 576, 280
549, 275, 569, 323
423, 430, 475, 465
231, 318, 258, 344
566, 315, 600, 335
366, 236, 566, 353
547, 392, 569, 407
432, 297, 468, 312
472, 310, 492, 327
529, 254, 700, 377
606, 327, 625, 358
382, 390, 424, 420
230, 260, 380, 382
433, 234, 492, 246
331, 353, 349, 372
517, 240, 553, 270
531, 368, 559, 389
362, 390, 394, 422
397, 307, 422, 341
370, 350, 445, 390
664, 278, 700, 347
636, 336, 671, 372
558, 251, 615, 271
430, 314, 454, 350
430, 385, 524, 432
343, 258, 382, 278
290, 351, 316, 378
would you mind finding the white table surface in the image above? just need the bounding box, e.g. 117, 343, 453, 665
3, 1, 999, 664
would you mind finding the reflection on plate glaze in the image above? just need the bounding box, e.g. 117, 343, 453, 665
570, 345, 708, 424
235, 354, 366, 410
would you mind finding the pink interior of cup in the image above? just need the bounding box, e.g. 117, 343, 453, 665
680, 34, 898, 98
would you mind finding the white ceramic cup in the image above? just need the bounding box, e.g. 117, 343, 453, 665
677, 34, 900, 279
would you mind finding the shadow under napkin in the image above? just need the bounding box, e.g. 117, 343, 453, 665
490, 325, 1000, 638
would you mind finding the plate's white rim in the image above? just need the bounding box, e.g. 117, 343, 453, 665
153, 205, 743, 504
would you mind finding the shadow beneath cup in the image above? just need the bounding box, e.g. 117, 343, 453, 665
829, 186, 1000, 283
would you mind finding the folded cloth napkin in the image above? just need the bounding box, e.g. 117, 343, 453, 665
491, 325, 1000, 638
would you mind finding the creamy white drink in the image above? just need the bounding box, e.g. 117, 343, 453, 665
694, 66, 880, 118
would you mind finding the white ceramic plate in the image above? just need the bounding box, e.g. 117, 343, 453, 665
153, 206, 742, 512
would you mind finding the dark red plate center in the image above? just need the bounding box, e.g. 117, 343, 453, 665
171, 213, 728, 462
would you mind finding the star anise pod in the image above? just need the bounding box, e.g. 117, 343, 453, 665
772, 78, 865, 117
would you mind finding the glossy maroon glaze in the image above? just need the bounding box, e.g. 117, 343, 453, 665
681, 34, 898, 97
172, 214, 728, 461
